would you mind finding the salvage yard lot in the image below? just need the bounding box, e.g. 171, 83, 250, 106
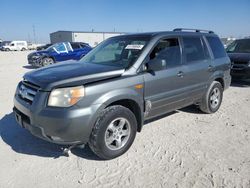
0, 51, 250, 188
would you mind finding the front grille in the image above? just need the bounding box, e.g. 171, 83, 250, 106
18, 81, 40, 104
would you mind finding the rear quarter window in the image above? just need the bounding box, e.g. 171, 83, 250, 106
206, 36, 227, 58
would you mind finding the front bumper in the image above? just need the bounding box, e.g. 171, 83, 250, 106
28, 56, 42, 67
13, 89, 101, 145
231, 66, 250, 79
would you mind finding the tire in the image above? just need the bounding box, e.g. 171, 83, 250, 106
21, 48, 26, 51
5, 48, 10, 51
41, 57, 54, 66
89, 105, 137, 160
199, 81, 223, 114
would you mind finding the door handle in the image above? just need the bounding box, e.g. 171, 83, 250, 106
177, 71, 184, 78
208, 65, 215, 72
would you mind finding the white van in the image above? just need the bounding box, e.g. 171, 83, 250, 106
2, 41, 28, 51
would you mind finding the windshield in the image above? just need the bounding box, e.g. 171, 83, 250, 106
226, 39, 250, 53
79, 36, 150, 69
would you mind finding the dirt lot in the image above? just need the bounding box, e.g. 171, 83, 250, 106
0, 51, 250, 188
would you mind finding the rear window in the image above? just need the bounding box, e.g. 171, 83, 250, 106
206, 36, 226, 58
183, 37, 206, 62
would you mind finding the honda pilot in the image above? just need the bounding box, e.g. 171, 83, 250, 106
13, 29, 231, 159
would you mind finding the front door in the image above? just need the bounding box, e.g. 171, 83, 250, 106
144, 37, 189, 119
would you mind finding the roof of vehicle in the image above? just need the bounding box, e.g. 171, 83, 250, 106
114, 29, 218, 39
69, 42, 89, 45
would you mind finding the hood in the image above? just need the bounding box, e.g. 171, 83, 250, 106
29, 50, 48, 57
228, 53, 250, 62
24, 61, 124, 91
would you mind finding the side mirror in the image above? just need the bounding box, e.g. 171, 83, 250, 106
146, 59, 166, 72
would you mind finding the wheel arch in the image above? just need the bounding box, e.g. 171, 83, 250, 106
209, 71, 225, 90
106, 99, 143, 132
46, 55, 56, 63
214, 77, 224, 89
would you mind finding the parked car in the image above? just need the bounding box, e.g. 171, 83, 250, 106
37, 43, 53, 51
226, 38, 250, 79
27, 42, 92, 67
27, 43, 44, 50
14, 29, 231, 159
1, 41, 28, 51
0, 41, 11, 51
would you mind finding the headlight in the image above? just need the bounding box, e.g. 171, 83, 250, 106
48, 86, 85, 107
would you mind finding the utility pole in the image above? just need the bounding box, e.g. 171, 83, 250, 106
32, 25, 36, 44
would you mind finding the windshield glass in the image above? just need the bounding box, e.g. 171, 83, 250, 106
79, 36, 150, 69
226, 39, 250, 53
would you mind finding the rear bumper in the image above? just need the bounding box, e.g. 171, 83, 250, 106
13, 91, 102, 145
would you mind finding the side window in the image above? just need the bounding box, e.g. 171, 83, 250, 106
206, 36, 227, 58
17, 43, 24, 46
149, 38, 181, 69
183, 37, 206, 63
53, 43, 67, 53
65, 42, 73, 52
71, 43, 80, 50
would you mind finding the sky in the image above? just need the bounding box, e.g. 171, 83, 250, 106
0, 0, 249, 43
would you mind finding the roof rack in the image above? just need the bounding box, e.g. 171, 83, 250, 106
173, 28, 214, 34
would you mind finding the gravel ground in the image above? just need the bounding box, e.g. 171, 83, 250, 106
0, 51, 250, 188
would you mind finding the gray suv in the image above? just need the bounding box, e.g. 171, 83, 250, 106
13, 29, 231, 159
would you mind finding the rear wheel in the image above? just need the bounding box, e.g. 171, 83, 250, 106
199, 81, 223, 113
5, 48, 10, 51
21, 48, 26, 51
41, 57, 54, 66
89, 105, 137, 160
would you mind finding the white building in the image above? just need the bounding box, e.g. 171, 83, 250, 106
50, 31, 125, 47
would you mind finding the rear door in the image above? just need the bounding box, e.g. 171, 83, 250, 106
180, 36, 214, 100
143, 37, 190, 119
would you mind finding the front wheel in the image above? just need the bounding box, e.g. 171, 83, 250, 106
41, 57, 54, 66
89, 105, 137, 160
199, 81, 223, 114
